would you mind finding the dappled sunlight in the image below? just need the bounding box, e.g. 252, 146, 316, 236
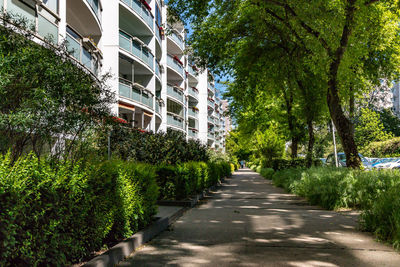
121, 169, 400, 267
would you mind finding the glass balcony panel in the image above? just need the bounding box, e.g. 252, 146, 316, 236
86, 0, 101, 22
119, 82, 131, 98
155, 102, 160, 113
167, 114, 184, 129
142, 7, 153, 30
155, 27, 161, 43
188, 130, 198, 138
189, 87, 198, 98
188, 109, 198, 118
167, 55, 184, 76
119, 33, 131, 52
42, 0, 58, 14
66, 34, 81, 61
171, 31, 184, 50
7, 0, 35, 23
167, 85, 184, 103
148, 52, 154, 69
208, 99, 214, 107
131, 40, 142, 59
38, 14, 58, 43
132, 87, 141, 102
82, 47, 93, 71
155, 61, 161, 78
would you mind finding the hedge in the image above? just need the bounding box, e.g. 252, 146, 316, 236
258, 166, 400, 249
0, 154, 159, 266
361, 137, 400, 158
155, 161, 232, 200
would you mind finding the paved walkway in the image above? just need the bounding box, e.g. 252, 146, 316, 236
119, 168, 400, 266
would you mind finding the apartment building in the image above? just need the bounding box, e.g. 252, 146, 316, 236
1, 0, 229, 150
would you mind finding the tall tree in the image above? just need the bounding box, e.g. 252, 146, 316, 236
169, 0, 400, 168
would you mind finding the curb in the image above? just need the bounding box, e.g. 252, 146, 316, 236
83, 178, 228, 267
83, 207, 186, 267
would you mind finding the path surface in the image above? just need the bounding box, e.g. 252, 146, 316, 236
119, 168, 400, 267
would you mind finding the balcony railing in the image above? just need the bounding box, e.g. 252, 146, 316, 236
167, 113, 184, 129
208, 82, 215, 90
85, 0, 101, 22
155, 25, 162, 44
66, 33, 99, 75
169, 30, 184, 50
119, 31, 154, 70
208, 116, 214, 124
208, 132, 215, 139
119, 78, 154, 109
188, 87, 199, 98
207, 99, 215, 107
155, 60, 161, 78
188, 108, 199, 118
167, 54, 184, 77
188, 65, 198, 77
188, 129, 198, 138
122, 0, 153, 30
155, 100, 161, 114
167, 84, 184, 103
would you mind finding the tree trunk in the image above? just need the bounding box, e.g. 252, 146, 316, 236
327, 82, 361, 168
306, 119, 314, 168
349, 86, 355, 135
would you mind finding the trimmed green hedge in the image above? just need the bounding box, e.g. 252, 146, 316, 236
0, 154, 159, 266
155, 161, 231, 200
361, 137, 400, 157
258, 166, 400, 249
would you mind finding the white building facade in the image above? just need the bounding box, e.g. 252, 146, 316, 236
2, 0, 229, 150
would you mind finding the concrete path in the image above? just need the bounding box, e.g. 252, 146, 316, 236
119, 168, 400, 267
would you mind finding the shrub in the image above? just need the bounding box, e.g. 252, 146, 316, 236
155, 161, 230, 200
259, 168, 274, 179
263, 158, 322, 171
0, 154, 159, 266
361, 137, 400, 158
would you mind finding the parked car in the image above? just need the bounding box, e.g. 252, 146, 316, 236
373, 158, 400, 169
326, 152, 372, 169
319, 158, 327, 164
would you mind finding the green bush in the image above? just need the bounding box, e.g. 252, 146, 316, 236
0, 154, 159, 266
264, 158, 322, 171
361, 137, 400, 158
259, 168, 274, 179
155, 161, 230, 200
268, 166, 400, 248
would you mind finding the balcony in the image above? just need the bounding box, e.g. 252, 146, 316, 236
155, 60, 161, 79
208, 99, 215, 107
188, 129, 198, 138
85, 0, 101, 23
119, 31, 154, 70
208, 116, 214, 124
188, 65, 198, 77
169, 29, 184, 51
208, 82, 215, 89
167, 54, 184, 77
155, 25, 162, 44
188, 108, 199, 118
155, 99, 161, 114
167, 113, 184, 129
208, 132, 215, 139
66, 32, 100, 75
119, 78, 154, 109
121, 0, 153, 30
188, 87, 199, 99
167, 84, 184, 103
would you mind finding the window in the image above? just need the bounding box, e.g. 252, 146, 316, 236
155, 4, 162, 27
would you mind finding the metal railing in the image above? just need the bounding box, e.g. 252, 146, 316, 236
167, 113, 184, 129
167, 84, 184, 103
119, 31, 154, 70
121, 0, 153, 30
167, 54, 184, 77
119, 78, 154, 109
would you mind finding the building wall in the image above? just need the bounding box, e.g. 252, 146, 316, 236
2, 0, 230, 149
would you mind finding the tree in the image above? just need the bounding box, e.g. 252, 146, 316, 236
168, 0, 400, 168
379, 109, 400, 136
0, 13, 114, 162
354, 108, 393, 148
252, 124, 285, 163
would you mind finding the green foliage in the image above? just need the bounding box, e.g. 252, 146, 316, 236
262, 158, 322, 171
0, 154, 158, 266
378, 109, 400, 137
105, 127, 208, 164
252, 125, 285, 161
355, 108, 393, 148
266, 166, 400, 248
361, 137, 400, 158
259, 168, 274, 180
155, 161, 231, 200
0, 14, 113, 162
